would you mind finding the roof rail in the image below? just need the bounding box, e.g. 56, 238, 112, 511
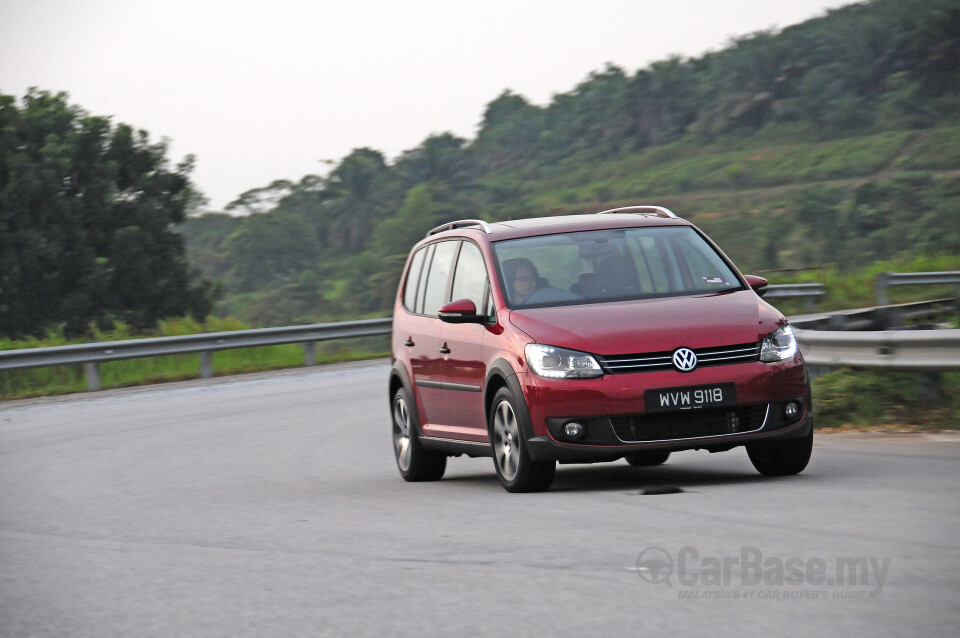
596, 205, 678, 219
426, 219, 492, 236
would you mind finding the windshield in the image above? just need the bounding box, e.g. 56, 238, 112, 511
492, 226, 743, 308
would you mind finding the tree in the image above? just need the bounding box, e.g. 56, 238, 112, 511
474, 91, 545, 168
320, 148, 396, 252
394, 133, 473, 188
223, 210, 319, 292
0, 90, 214, 336
548, 64, 633, 157
372, 184, 437, 257
225, 179, 294, 216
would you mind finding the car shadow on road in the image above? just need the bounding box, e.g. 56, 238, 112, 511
548, 462, 770, 493
440, 459, 806, 493
414, 444, 856, 493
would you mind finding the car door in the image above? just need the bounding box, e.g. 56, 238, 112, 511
436, 240, 490, 442
408, 240, 459, 434
396, 244, 437, 425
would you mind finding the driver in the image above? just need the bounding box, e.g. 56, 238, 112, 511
503, 258, 539, 305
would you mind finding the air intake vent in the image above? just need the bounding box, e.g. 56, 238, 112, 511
611, 404, 769, 442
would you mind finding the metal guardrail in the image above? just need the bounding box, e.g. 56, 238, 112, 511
764, 283, 825, 311
0, 318, 392, 391
767, 272, 960, 309
876, 271, 960, 305
795, 328, 960, 371
765, 283, 825, 299
2, 273, 958, 394
790, 298, 959, 331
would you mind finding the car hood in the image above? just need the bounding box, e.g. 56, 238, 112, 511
508, 290, 783, 355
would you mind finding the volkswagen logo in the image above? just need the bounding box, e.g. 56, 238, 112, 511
672, 348, 697, 372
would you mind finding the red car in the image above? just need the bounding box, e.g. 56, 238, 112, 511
389, 206, 812, 492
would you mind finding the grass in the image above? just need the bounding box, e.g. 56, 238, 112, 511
894, 124, 960, 171
812, 369, 960, 430
524, 128, 922, 209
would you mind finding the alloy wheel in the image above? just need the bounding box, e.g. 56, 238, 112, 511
493, 399, 521, 481
393, 396, 412, 471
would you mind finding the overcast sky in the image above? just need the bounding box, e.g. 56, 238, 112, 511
1, 0, 853, 210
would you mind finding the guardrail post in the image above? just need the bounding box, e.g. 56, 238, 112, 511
827, 314, 847, 330
303, 342, 316, 367
85, 362, 100, 391
876, 272, 890, 306
918, 372, 943, 404
875, 307, 903, 330
200, 352, 213, 379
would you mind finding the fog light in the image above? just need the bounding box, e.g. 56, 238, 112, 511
564, 422, 585, 439
784, 402, 800, 420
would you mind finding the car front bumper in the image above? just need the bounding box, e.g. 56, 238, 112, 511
525, 411, 812, 462
517, 356, 812, 462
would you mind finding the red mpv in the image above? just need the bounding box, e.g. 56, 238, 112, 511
389, 207, 812, 492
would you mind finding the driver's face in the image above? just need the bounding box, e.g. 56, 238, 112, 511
512, 267, 536, 300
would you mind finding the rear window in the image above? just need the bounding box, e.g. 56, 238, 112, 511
402, 247, 427, 312
492, 226, 742, 308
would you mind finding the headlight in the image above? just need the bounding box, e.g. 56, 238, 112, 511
760, 324, 798, 362
525, 344, 603, 378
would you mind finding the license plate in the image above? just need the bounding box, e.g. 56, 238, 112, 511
645, 383, 736, 412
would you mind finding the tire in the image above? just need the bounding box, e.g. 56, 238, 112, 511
392, 387, 446, 482
747, 428, 813, 476
624, 450, 671, 467
489, 387, 556, 492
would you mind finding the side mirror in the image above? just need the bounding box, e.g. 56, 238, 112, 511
438, 299, 484, 324
743, 275, 769, 297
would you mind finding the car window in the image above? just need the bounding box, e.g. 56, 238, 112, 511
495, 238, 582, 306
668, 232, 739, 292
629, 233, 684, 293
492, 226, 742, 308
414, 243, 436, 313
485, 290, 496, 316
402, 247, 427, 312
630, 234, 666, 292
450, 242, 487, 311
420, 240, 459, 315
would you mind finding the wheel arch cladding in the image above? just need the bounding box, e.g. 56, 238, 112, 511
485, 358, 534, 438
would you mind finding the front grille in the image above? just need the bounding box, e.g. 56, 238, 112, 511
597, 342, 760, 374
611, 404, 769, 442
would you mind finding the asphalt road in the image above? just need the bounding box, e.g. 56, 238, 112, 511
1, 360, 958, 637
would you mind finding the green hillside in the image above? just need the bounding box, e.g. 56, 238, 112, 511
179, 0, 960, 326
4, 0, 959, 335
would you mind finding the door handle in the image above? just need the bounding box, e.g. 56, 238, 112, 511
404, 338, 415, 347
439, 345, 451, 354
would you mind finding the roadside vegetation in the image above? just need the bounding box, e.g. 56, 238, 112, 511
2, 0, 959, 427
812, 370, 960, 430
